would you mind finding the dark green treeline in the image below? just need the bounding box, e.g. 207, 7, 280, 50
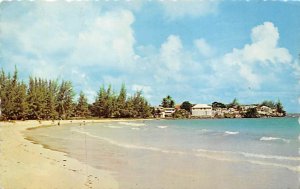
0, 68, 152, 121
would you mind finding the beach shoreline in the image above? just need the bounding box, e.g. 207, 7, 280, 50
0, 119, 149, 189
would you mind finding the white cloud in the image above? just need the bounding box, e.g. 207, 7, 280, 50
69, 9, 136, 70
0, 2, 297, 111
211, 22, 292, 89
160, 0, 219, 20
0, 2, 137, 84
194, 38, 214, 57
291, 60, 300, 84
160, 35, 182, 73
152, 35, 186, 82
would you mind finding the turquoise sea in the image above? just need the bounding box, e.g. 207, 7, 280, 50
26, 118, 300, 189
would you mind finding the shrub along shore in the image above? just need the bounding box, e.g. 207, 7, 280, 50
0, 67, 152, 121
0, 67, 286, 121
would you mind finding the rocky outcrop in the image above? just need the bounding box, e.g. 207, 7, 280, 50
212, 105, 285, 118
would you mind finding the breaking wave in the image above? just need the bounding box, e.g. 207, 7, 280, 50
131, 127, 140, 130
194, 149, 300, 161
104, 125, 122, 129
72, 129, 299, 173
198, 129, 212, 133
260, 136, 290, 143
224, 131, 239, 135
157, 126, 168, 129
118, 122, 146, 127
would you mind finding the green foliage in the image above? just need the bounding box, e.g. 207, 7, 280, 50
180, 101, 192, 112
0, 67, 152, 120
244, 108, 258, 118
0, 67, 287, 120
131, 90, 152, 118
260, 100, 286, 116
0, 67, 29, 120
275, 100, 286, 116
173, 109, 190, 118
27, 78, 49, 119
212, 101, 226, 109
57, 81, 75, 119
14, 82, 28, 120
227, 98, 239, 108
90, 84, 152, 118
75, 91, 90, 117
0, 69, 6, 119
45, 80, 59, 119
115, 83, 127, 118
260, 100, 276, 108
91, 85, 106, 117
162, 95, 175, 108
92, 85, 115, 118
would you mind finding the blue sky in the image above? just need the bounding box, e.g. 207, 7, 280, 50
0, 1, 299, 112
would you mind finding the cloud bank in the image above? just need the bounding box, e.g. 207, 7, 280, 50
0, 2, 298, 112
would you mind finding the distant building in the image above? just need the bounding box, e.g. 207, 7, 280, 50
153, 106, 176, 118
191, 104, 212, 117
154, 106, 165, 118
258, 106, 272, 113
164, 108, 176, 117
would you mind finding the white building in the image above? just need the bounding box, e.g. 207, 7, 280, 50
191, 104, 212, 117
154, 106, 165, 118
164, 108, 175, 117
153, 107, 175, 118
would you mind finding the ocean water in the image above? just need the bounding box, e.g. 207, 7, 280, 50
25, 118, 300, 189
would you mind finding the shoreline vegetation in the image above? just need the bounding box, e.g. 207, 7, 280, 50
154, 96, 286, 119
0, 67, 152, 121
0, 67, 287, 121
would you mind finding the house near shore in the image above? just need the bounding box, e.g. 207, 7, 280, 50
153, 106, 165, 118
153, 106, 176, 118
164, 108, 176, 117
191, 104, 212, 118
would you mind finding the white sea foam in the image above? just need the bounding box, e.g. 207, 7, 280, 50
194, 148, 300, 172
224, 131, 239, 135
118, 122, 146, 127
104, 125, 122, 129
131, 127, 140, 130
198, 129, 212, 133
157, 126, 168, 129
73, 129, 299, 162
72, 129, 184, 155
72, 129, 300, 173
195, 148, 300, 161
245, 160, 300, 172
260, 136, 290, 143
194, 150, 299, 172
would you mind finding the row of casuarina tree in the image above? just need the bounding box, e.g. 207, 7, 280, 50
0, 68, 152, 121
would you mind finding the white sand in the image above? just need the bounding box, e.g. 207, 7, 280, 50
0, 119, 122, 189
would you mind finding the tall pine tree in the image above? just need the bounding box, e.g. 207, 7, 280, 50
57, 81, 75, 119
75, 91, 90, 117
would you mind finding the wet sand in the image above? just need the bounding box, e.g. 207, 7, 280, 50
0, 120, 120, 189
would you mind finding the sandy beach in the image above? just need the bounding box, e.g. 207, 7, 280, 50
0, 119, 121, 189
1, 118, 298, 189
